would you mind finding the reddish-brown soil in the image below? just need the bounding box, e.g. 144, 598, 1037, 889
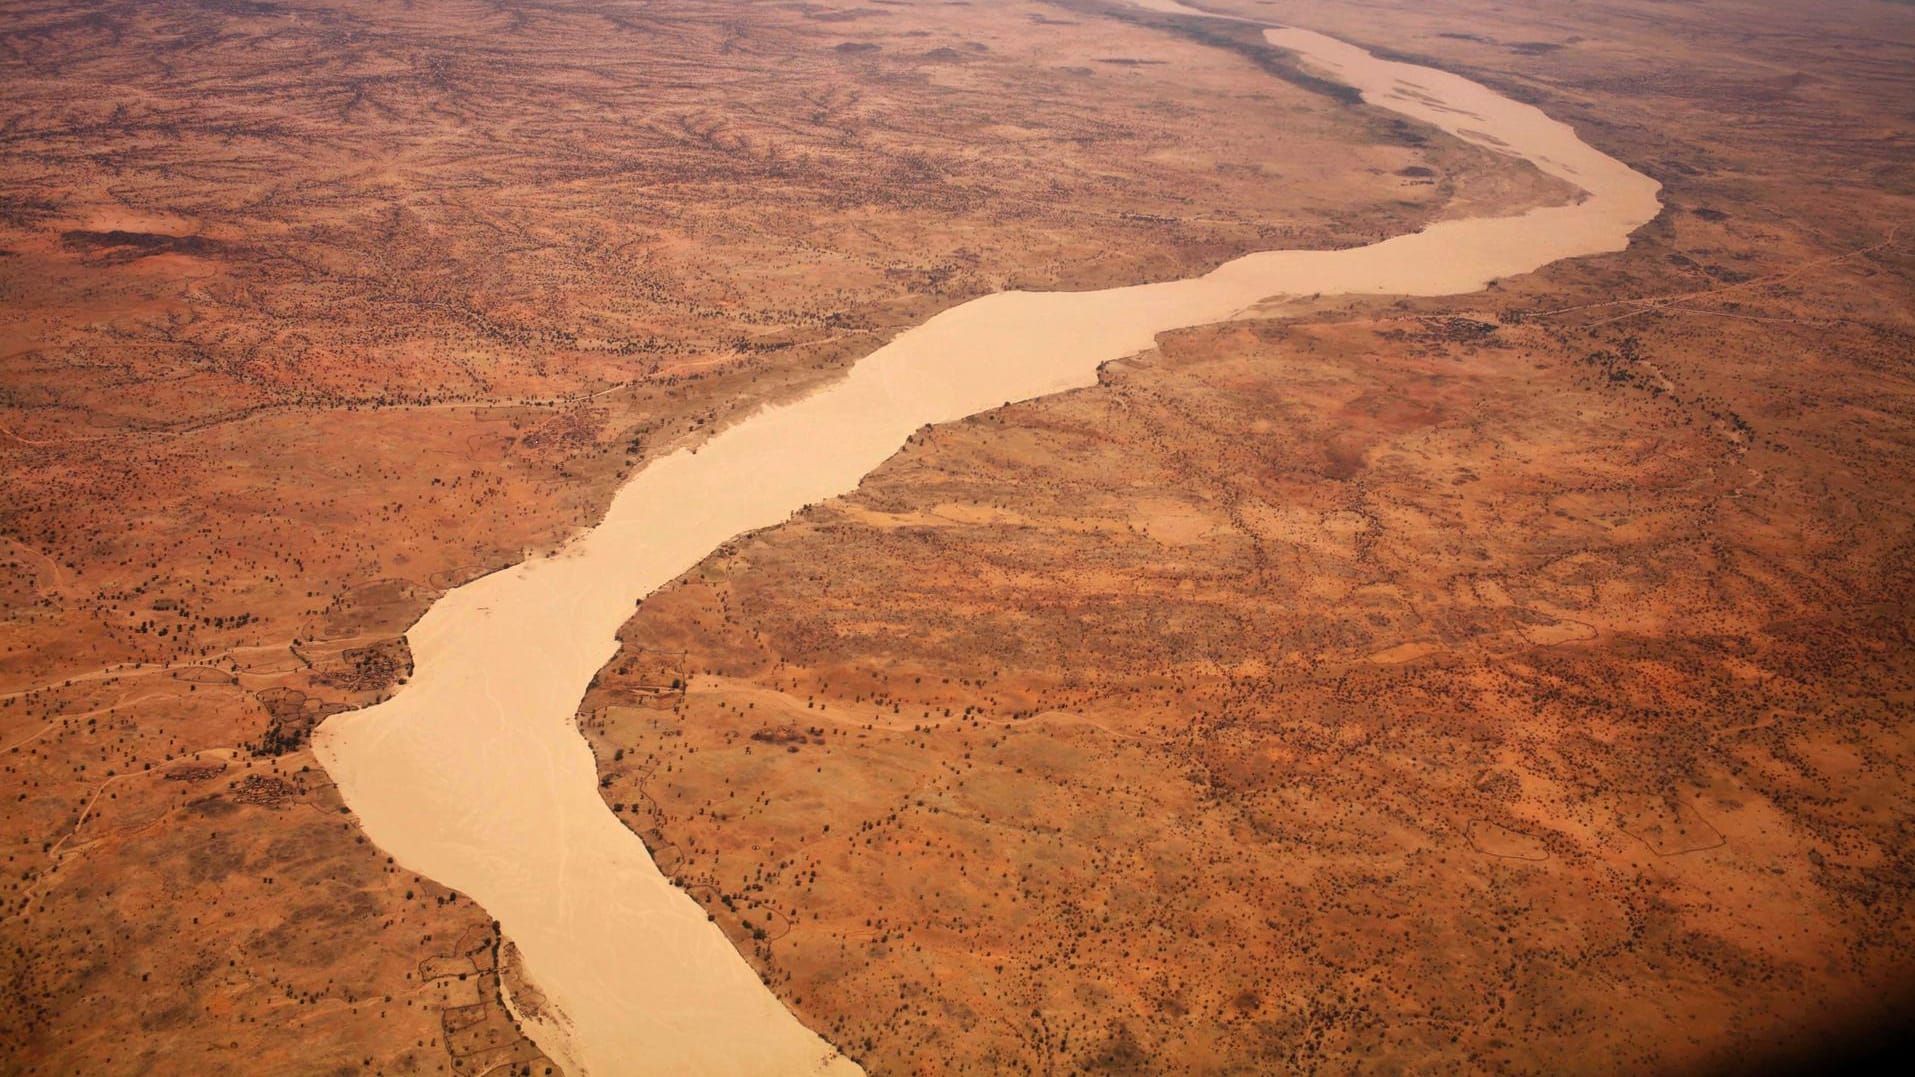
581, 1, 1915, 1073
0, 0, 1575, 1072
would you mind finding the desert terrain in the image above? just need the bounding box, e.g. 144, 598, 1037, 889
310, 20, 1658, 1074
0, 0, 1561, 1071
2, 0, 1911, 1073
579, 1, 1915, 1075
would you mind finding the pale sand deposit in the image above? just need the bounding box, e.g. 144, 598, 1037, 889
313, 16, 1660, 1077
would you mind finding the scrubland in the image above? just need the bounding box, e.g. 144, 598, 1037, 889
582, 1, 1915, 1072
0, 0, 1562, 1070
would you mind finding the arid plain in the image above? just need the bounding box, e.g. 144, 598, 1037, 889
4, 0, 1913, 1074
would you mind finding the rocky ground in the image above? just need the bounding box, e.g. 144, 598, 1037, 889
582, 1, 1915, 1073
0, 0, 1563, 1071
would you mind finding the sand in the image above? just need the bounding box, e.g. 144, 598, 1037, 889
312, 16, 1660, 1077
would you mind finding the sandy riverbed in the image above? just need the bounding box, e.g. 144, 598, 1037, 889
314, 13, 1658, 1077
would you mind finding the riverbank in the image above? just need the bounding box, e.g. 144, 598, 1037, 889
315, 19, 1659, 1076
